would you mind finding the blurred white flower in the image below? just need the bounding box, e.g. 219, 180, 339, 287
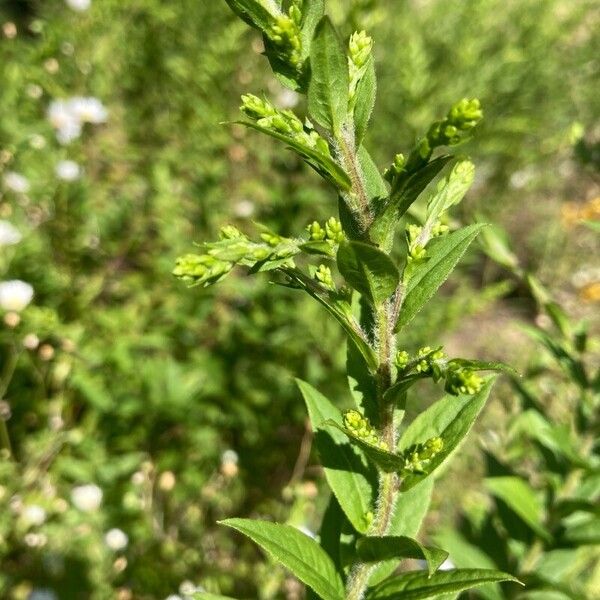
233, 199, 255, 218
65, 0, 91, 11
71, 484, 103, 512
29, 590, 57, 600
28, 589, 58, 600
22, 504, 47, 526
3, 171, 30, 193
221, 449, 239, 465
179, 581, 199, 596
29, 134, 46, 149
0, 220, 22, 246
24, 532, 47, 547
55, 160, 81, 181
0, 280, 34, 312
105, 528, 129, 551
165, 596, 183, 600
23, 333, 40, 350
70, 97, 108, 124
275, 88, 300, 109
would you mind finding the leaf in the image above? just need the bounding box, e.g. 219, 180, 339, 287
220, 518, 345, 600
426, 160, 474, 222
447, 359, 518, 377
296, 379, 376, 533
357, 536, 448, 577
299, 0, 325, 60
308, 17, 349, 134
337, 241, 399, 306
322, 419, 405, 472
398, 378, 495, 490
365, 569, 521, 600
396, 223, 486, 330
354, 56, 377, 145
358, 145, 388, 202
561, 516, 600, 545
280, 268, 377, 371
484, 477, 552, 541
236, 120, 351, 190
433, 528, 503, 600
224, 0, 274, 31
371, 156, 452, 251
367, 478, 435, 586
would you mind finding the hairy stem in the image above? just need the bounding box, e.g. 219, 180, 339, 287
346, 300, 398, 599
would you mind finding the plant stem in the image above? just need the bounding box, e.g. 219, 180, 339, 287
346, 300, 398, 599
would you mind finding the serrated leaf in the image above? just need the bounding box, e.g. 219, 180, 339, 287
398, 378, 495, 490
484, 476, 552, 542
308, 17, 349, 134
365, 569, 521, 600
220, 518, 345, 600
354, 56, 377, 145
397, 223, 485, 330
296, 379, 376, 533
372, 156, 452, 251
337, 241, 399, 306
236, 120, 351, 190
299, 0, 324, 60
357, 536, 448, 577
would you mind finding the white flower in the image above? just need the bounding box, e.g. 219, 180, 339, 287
221, 449, 239, 465
47, 100, 82, 144
70, 97, 108, 124
0, 220, 22, 246
104, 528, 129, 551
165, 596, 183, 600
3, 171, 30, 193
179, 581, 198, 596
0, 280, 34, 312
55, 160, 81, 181
275, 88, 300, 109
65, 0, 91, 12
71, 484, 103, 512
22, 504, 46, 526
23, 333, 40, 350
28, 589, 57, 600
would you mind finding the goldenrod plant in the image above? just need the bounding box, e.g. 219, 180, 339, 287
177, 2, 521, 598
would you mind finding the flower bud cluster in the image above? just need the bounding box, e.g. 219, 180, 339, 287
306, 217, 344, 244
173, 226, 299, 286
348, 31, 373, 103
406, 224, 426, 263
343, 410, 389, 450
384, 153, 406, 183
314, 264, 334, 290
401, 437, 444, 474
266, 3, 303, 70
444, 367, 483, 396
241, 94, 331, 156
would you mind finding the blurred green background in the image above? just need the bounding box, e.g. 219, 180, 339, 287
0, 0, 598, 599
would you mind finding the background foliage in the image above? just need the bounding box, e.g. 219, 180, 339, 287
0, 0, 598, 599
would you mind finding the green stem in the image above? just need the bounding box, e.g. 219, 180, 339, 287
346, 300, 398, 600
0, 345, 19, 459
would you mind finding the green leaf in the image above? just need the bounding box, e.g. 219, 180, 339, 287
398, 378, 495, 490
371, 156, 452, 251
366, 569, 521, 600
354, 55, 377, 145
433, 528, 503, 600
224, 0, 274, 31
300, 0, 325, 60
237, 120, 351, 190
561, 516, 600, 545
280, 268, 377, 371
337, 241, 399, 306
426, 160, 474, 222
322, 419, 405, 472
220, 518, 345, 600
357, 536, 448, 577
296, 379, 375, 533
447, 359, 518, 377
358, 145, 388, 201
308, 17, 349, 134
397, 223, 486, 330
484, 477, 552, 541
368, 478, 435, 586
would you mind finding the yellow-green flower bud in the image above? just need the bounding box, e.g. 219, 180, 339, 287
395, 350, 410, 369
445, 367, 484, 396
325, 217, 344, 243
307, 221, 326, 241
315, 264, 334, 290
343, 410, 382, 448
